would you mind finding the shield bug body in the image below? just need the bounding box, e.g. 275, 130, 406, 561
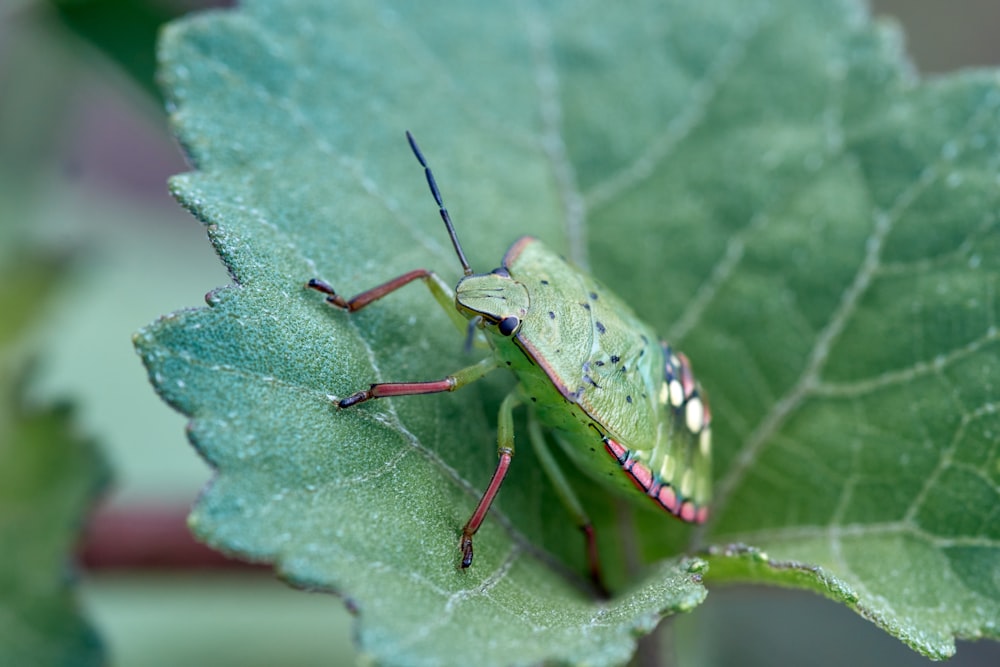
308, 132, 712, 593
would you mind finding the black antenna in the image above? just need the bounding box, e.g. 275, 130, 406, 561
406, 131, 473, 276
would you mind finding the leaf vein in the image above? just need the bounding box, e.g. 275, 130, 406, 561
523, 4, 588, 268
583, 4, 774, 212
707, 81, 1000, 528
813, 326, 1000, 397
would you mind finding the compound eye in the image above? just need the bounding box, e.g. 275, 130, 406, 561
497, 316, 520, 336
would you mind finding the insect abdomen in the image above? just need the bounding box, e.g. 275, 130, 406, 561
603, 344, 712, 523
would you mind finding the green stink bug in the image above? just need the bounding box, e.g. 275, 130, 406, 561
308, 132, 712, 592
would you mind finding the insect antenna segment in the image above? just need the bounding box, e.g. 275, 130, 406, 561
406, 130, 474, 276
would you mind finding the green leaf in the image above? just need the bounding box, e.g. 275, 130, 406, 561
139, 0, 1000, 663
0, 396, 109, 667
0, 250, 111, 666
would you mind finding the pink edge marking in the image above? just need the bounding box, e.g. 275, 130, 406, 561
677, 352, 696, 398
501, 235, 537, 266
657, 485, 680, 514
702, 397, 712, 426
625, 458, 654, 492
606, 440, 706, 523
604, 438, 628, 463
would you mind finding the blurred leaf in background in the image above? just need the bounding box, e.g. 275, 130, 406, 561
0, 5, 110, 663
0, 212, 111, 666
0, 366, 110, 667
0, 0, 216, 512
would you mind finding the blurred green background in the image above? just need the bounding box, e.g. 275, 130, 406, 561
1, 0, 999, 665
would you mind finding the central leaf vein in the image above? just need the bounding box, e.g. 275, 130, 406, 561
523, 4, 588, 269
583, 3, 774, 212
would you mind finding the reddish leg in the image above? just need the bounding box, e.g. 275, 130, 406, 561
460, 391, 520, 569
335, 357, 498, 409
460, 450, 512, 568
531, 423, 608, 597
338, 378, 455, 408
581, 524, 608, 598
307, 267, 471, 336
308, 270, 497, 409
307, 271, 431, 311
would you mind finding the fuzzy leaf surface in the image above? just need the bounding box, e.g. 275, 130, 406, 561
140, 0, 1000, 662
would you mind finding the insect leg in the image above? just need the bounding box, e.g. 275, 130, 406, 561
338, 356, 498, 408
459, 390, 521, 569
308, 269, 470, 335
529, 420, 608, 597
